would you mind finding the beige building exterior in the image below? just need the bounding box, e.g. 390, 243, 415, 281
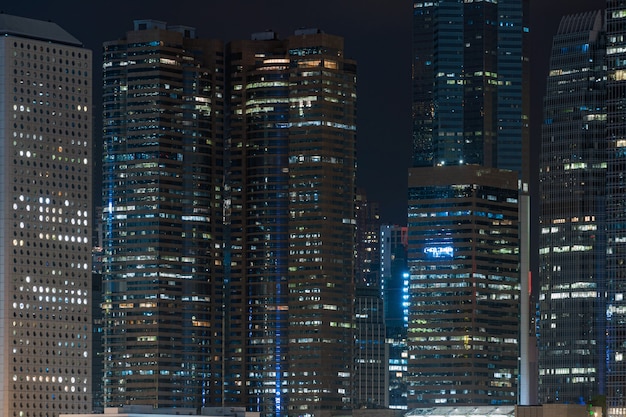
0, 13, 92, 417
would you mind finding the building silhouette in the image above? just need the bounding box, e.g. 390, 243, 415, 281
538, 10, 607, 404
408, 0, 529, 408
101, 20, 225, 409
0, 13, 93, 416
226, 29, 357, 416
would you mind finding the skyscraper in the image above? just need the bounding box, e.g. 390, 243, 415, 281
101, 20, 224, 409
408, 0, 528, 408
227, 29, 357, 417
0, 13, 93, 417
411, 0, 529, 177
606, 2, 626, 415
407, 166, 520, 406
538, 10, 607, 404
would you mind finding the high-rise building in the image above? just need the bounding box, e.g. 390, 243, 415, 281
355, 191, 381, 287
381, 225, 409, 410
606, 2, 626, 415
0, 14, 93, 417
538, 10, 607, 405
354, 192, 386, 408
354, 285, 387, 408
408, 0, 528, 408
407, 166, 520, 406
411, 0, 529, 178
227, 29, 357, 417
101, 20, 225, 409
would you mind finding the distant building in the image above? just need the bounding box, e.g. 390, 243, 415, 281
354, 192, 386, 408
538, 10, 607, 404
0, 13, 93, 417
354, 286, 387, 408
102, 20, 225, 409
355, 191, 381, 287
380, 225, 409, 410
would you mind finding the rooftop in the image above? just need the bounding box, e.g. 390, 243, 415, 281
0, 13, 81, 46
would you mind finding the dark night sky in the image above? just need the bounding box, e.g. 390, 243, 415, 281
3, 0, 606, 224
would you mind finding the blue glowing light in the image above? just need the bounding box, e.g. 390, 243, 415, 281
424, 246, 454, 258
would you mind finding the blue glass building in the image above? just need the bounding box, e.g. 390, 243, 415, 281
381, 225, 409, 410
538, 10, 607, 405
606, 1, 626, 415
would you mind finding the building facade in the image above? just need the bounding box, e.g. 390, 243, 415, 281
354, 192, 386, 408
606, 1, 626, 415
409, 0, 528, 408
411, 0, 529, 178
380, 225, 409, 410
355, 191, 381, 287
101, 20, 225, 409
538, 10, 607, 404
0, 14, 93, 417
227, 29, 357, 417
407, 166, 520, 407
354, 286, 387, 409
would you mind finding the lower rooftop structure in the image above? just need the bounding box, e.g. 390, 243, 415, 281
405, 406, 515, 417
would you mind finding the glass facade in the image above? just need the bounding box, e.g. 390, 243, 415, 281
0, 14, 93, 417
411, 0, 529, 179
538, 10, 607, 405
101, 20, 224, 409
354, 286, 387, 408
354, 193, 386, 408
381, 225, 409, 410
606, 2, 626, 415
407, 166, 519, 407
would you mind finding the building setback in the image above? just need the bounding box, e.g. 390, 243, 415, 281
101, 20, 225, 409
226, 29, 357, 417
0, 13, 93, 417
538, 10, 607, 404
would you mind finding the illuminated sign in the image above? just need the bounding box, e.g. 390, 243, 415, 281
424, 245, 454, 258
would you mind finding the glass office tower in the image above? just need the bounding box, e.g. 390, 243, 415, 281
102, 20, 224, 409
411, 0, 529, 178
538, 10, 607, 405
227, 29, 357, 417
0, 14, 93, 417
606, 1, 626, 415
